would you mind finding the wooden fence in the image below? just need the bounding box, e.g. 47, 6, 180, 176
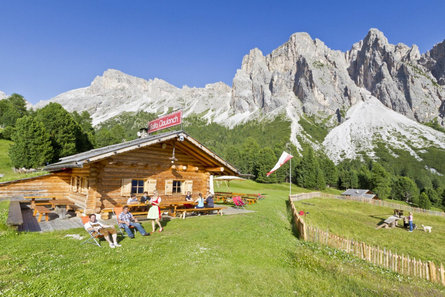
289, 193, 445, 286
290, 192, 445, 217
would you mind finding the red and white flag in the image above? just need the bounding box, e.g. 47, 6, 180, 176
267, 151, 293, 177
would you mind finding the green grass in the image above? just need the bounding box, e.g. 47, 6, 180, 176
0, 139, 47, 182
385, 198, 444, 212
0, 200, 10, 232
0, 181, 443, 296
293, 197, 445, 265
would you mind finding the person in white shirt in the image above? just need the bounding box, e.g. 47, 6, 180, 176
127, 193, 139, 205
84, 214, 121, 248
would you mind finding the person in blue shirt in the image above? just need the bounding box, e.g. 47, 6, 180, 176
195, 193, 205, 209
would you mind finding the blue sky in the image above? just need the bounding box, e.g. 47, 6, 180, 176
0, 0, 444, 104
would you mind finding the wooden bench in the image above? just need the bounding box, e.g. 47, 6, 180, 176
100, 209, 114, 220
24, 196, 55, 209
6, 201, 23, 229
176, 207, 225, 219
33, 206, 51, 222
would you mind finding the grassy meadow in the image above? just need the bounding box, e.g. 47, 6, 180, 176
0, 180, 444, 296
293, 197, 445, 265
0, 139, 47, 182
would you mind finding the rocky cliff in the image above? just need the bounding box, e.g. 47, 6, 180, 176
35, 29, 445, 162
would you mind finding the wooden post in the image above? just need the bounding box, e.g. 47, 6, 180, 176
429, 261, 436, 283
440, 263, 445, 286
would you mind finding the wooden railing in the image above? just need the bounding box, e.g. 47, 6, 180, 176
290, 192, 445, 217
289, 192, 445, 286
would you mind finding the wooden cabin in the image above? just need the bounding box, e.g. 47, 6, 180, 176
341, 189, 378, 200
0, 130, 239, 214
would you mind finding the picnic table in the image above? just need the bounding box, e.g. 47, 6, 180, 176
124, 203, 150, 215
161, 201, 197, 217
23, 196, 55, 209
24, 196, 76, 219
51, 199, 76, 219
376, 215, 402, 229
215, 192, 262, 205
176, 206, 226, 219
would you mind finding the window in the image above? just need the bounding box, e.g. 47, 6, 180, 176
131, 179, 144, 194
172, 180, 182, 194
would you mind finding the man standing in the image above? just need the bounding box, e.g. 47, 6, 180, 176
84, 214, 121, 248
118, 206, 150, 238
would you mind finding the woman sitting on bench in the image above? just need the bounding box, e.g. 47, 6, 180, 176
205, 191, 214, 208
195, 193, 205, 209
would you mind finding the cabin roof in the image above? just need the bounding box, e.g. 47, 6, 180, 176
44, 130, 239, 175
341, 189, 376, 199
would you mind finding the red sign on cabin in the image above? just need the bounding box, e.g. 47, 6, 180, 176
148, 110, 182, 133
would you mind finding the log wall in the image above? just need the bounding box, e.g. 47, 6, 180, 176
0, 172, 71, 199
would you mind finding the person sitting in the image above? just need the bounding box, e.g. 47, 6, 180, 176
127, 193, 139, 205
205, 191, 214, 208
84, 214, 121, 248
140, 192, 150, 204
195, 193, 205, 209
184, 191, 194, 209
118, 206, 150, 238
185, 191, 193, 202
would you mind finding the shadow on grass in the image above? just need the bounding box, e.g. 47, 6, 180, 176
286, 199, 302, 240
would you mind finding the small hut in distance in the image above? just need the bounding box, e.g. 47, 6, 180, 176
341, 189, 378, 200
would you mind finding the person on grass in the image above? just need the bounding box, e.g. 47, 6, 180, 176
84, 214, 121, 248
147, 191, 163, 233
408, 212, 414, 232
118, 206, 149, 238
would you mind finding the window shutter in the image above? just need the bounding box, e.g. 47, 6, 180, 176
121, 179, 132, 196
144, 179, 157, 195
182, 180, 193, 194
165, 180, 173, 195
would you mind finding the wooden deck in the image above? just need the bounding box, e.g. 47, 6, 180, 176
18, 204, 253, 232
20, 206, 84, 232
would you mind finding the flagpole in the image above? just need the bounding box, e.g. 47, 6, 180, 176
289, 157, 291, 196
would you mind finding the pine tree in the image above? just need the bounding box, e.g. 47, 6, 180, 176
295, 148, 325, 189
418, 192, 431, 209
255, 147, 278, 183
315, 164, 326, 190
0, 93, 28, 127
9, 116, 53, 168
391, 176, 419, 203
35, 103, 90, 160
424, 188, 439, 205
370, 163, 391, 199
319, 157, 337, 187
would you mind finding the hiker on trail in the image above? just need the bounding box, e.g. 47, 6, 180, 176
408, 212, 414, 232
84, 214, 121, 248
147, 191, 163, 233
